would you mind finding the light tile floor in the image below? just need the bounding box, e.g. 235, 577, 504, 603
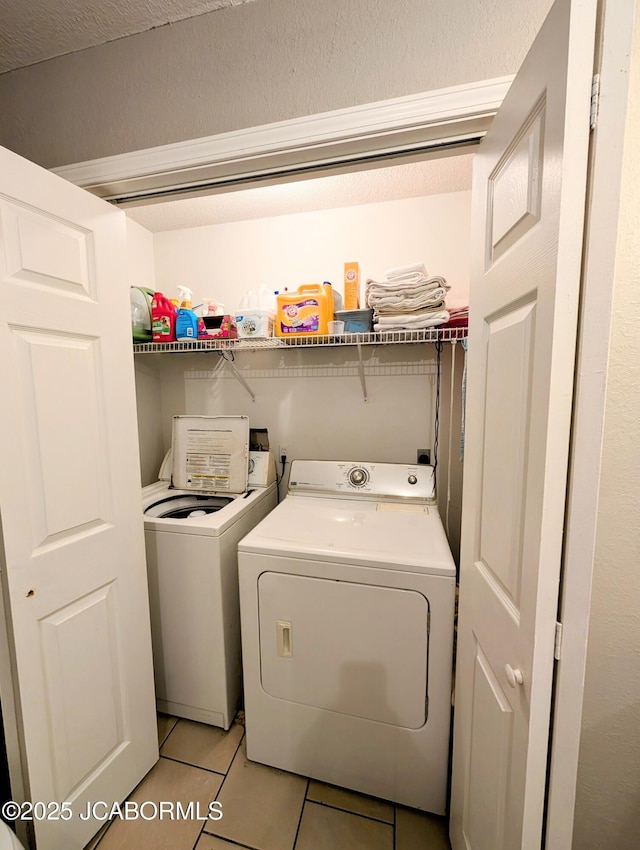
85, 713, 451, 850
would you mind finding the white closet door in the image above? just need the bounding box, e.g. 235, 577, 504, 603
450, 0, 597, 847
0, 146, 158, 850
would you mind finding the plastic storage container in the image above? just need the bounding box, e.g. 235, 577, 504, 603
335, 308, 374, 333
131, 286, 155, 342
275, 284, 331, 337
236, 310, 275, 339
325, 282, 343, 313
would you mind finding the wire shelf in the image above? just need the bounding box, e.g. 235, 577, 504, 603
132, 326, 467, 354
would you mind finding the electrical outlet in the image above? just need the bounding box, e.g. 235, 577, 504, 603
279, 446, 288, 461
417, 448, 431, 465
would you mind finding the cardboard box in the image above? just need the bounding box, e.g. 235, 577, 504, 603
344, 262, 360, 310
198, 315, 238, 340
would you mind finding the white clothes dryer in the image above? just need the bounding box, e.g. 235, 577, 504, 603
143, 416, 277, 729
238, 460, 456, 814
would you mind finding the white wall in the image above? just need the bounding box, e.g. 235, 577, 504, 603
126, 217, 166, 486
156, 345, 447, 497
152, 193, 472, 313
126, 216, 156, 291
0, 0, 553, 168
138, 192, 469, 530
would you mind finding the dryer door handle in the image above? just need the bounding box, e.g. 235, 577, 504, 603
276, 621, 293, 657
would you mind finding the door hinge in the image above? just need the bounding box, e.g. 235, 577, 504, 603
554, 621, 563, 661
590, 73, 600, 130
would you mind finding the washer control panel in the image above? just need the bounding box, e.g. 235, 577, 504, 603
289, 460, 435, 502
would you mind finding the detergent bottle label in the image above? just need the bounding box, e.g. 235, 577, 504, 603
279, 299, 320, 334
152, 316, 172, 338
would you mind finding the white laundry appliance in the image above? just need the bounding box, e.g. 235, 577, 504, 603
0, 822, 24, 850
238, 460, 456, 813
143, 415, 277, 730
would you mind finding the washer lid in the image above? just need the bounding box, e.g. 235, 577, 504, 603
171, 415, 249, 494
239, 494, 456, 576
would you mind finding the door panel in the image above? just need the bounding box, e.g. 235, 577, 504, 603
450, 0, 597, 847
2, 201, 92, 296
14, 330, 110, 548
0, 147, 158, 850
465, 643, 515, 850
40, 583, 126, 799
488, 100, 545, 263
479, 299, 536, 607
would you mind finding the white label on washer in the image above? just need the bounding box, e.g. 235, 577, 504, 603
171, 415, 249, 493
185, 434, 232, 489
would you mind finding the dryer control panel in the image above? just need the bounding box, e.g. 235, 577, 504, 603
288, 460, 435, 503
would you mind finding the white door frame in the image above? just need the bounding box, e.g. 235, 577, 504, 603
51, 31, 628, 841
544, 0, 636, 845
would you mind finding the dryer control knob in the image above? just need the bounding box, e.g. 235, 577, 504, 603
408, 474, 417, 485
348, 467, 369, 486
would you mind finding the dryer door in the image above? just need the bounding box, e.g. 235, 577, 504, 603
258, 571, 429, 729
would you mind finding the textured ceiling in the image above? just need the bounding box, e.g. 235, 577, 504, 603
1, 0, 473, 229
125, 155, 474, 232
0, 0, 255, 74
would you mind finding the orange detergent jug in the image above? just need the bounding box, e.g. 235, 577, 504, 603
275, 284, 331, 337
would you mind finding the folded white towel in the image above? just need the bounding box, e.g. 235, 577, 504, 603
366, 276, 450, 294
384, 262, 428, 280
374, 309, 450, 331
374, 302, 447, 319
367, 286, 448, 313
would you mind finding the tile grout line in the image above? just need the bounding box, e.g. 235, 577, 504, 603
291, 779, 310, 850
199, 836, 261, 850
305, 798, 395, 826
200, 728, 251, 844
158, 716, 180, 747
158, 752, 229, 777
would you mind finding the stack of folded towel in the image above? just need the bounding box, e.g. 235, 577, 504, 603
441, 305, 469, 329
365, 263, 451, 331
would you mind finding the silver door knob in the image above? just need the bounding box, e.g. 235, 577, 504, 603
505, 664, 524, 688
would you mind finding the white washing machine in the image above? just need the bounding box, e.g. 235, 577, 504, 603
238, 460, 456, 813
143, 416, 277, 730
